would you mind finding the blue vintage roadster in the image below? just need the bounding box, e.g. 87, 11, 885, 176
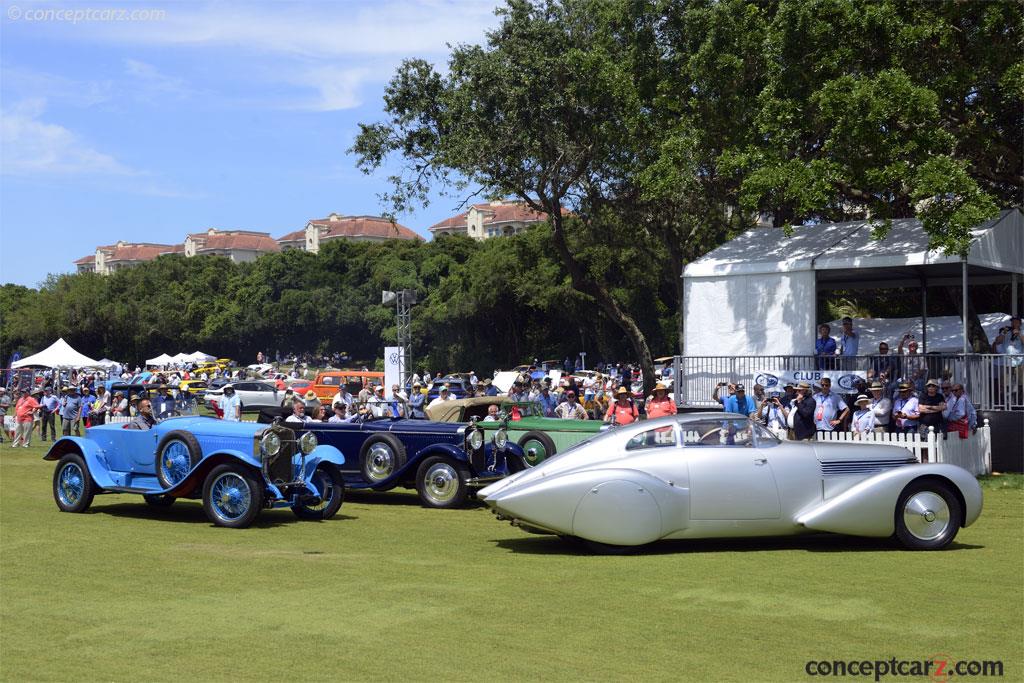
45, 416, 347, 528
261, 409, 527, 508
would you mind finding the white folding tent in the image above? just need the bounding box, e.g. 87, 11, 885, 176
170, 352, 193, 364
683, 209, 1024, 356
11, 338, 100, 369
146, 353, 175, 367
189, 351, 215, 362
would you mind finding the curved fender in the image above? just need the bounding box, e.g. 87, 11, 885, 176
796, 464, 983, 538
43, 437, 117, 489
162, 449, 262, 497
397, 443, 469, 479
491, 467, 684, 540
304, 444, 345, 470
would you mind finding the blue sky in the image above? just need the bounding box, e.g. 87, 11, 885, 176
0, 0, 502, 287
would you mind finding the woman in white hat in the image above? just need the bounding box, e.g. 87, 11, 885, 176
850, 394, 877, 439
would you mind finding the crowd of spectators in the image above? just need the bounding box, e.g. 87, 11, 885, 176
714, 374, 978, 449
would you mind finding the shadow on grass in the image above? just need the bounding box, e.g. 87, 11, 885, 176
493, 534, 984, 556
342, 489, 488, 509
89, 501, 357, 528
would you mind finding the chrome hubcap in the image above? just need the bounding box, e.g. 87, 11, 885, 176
366, 444, 394, 481
424, 463, 458, 504
903, 491, 951, 541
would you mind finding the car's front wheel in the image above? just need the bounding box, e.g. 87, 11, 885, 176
894, 479, 963, 550
202, 464, 264, 528
415, 456, 469, 508
53, 453, 95, 513
292, 466, 345, 520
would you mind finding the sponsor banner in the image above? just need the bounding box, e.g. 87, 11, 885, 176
384, 346, 403, 399
754, 369, 867, 394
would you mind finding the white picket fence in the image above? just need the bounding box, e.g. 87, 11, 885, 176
772, 421, 992, 475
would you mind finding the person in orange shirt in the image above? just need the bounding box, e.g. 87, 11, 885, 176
11, 389, 40, 448
604, 386, 638, 426
644, 382, 676, 419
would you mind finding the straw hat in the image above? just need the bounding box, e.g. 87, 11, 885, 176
304, 390, 317, 399
615, 386, 629, 396
653, 382, 668, 392
854, 394, 870, 406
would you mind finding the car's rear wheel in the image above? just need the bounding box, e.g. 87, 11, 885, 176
894, 479, 962, 550
155, 431, 202, 489
292, 466, 345, 520
517, 431, 556, 467
359, 434, 407, 487
53, 453, 95, 513
202, 464, 264, 528
415, 456, 469, 508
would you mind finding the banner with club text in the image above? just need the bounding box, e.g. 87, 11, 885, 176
754, 369, 867, 394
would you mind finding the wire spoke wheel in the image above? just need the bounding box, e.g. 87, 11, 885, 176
57, 462, 85, 507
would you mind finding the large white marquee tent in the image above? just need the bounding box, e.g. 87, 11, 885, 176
11, 338, 99, 369
682, 208, 1024, 357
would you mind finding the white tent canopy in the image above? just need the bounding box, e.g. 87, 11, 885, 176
683, 209, 1024, 356
146, 353, 175, 367
170, 352, 193, 364
189, 351, 215, 362
11, 338, 99, 369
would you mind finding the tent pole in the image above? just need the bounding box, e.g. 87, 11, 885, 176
1013, 272, 1019, 317
962, 260, 969, 355
920, 276, 927, 353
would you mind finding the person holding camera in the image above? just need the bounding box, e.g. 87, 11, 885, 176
758, 394, 789, 431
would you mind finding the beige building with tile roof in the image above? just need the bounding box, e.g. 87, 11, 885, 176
184, 228, 280, 262
278, 213, 422, 253
429, 200, 558, 240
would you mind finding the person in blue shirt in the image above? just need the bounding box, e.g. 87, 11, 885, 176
536, 385, 559, 417
719, 383, 757, 417
482, 378, 498, 396
839, 317, 859, 358
815, 324, 837, 370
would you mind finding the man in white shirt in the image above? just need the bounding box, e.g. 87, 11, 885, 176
367, 385, 389, 418
427, 385, 453, 409
219, 385, 241, 421
867, 381, 891, 433
331, 386, 354, 409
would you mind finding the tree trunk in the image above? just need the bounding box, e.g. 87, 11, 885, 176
541, 203, 657, 394
667, 244, 685, 355
943, 286, 992, 353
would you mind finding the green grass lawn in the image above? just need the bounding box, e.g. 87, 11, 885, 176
2, 441, 1021, 682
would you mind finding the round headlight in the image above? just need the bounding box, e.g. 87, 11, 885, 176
494, 428, 508, 449
261, 431, 281, 457
299, 431, 318, 455
468, 428, 484, 451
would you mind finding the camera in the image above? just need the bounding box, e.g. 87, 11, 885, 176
1000, 326, 1011, 334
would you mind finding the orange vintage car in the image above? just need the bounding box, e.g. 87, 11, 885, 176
308, 370, 385, 404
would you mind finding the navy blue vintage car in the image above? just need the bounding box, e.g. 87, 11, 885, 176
44, 416, 347, 528
262, 409, 527, 508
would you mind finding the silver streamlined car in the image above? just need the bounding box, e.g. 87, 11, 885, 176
479, 413, 983, 552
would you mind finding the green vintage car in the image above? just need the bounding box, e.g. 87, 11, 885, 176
425, 397, 605, 466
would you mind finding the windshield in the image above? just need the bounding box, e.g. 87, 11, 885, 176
680, 418, 778, 448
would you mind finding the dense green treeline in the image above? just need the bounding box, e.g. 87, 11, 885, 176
0, 227, 677, 373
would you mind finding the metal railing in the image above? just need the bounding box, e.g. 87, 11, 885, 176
674, 354, 1023, 412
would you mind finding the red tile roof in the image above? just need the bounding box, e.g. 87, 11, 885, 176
195, 232, 280, 253
102, 243, 178, 263
74, 254, 96, 265
276, 229, 306, 244
429, 201, 560, 231
310, 215, 422, 241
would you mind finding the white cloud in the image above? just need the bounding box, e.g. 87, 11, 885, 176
288, 66, 374, 111
0, 65, 113, 107
123, 58, 192, 99
0, 99, 137, 176
79, 1, 499, 58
